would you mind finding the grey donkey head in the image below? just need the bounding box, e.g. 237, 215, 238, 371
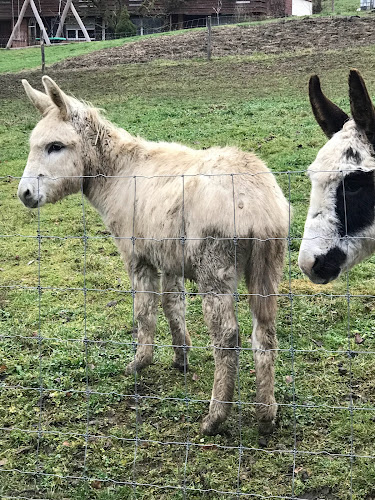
299, 69, 375, 284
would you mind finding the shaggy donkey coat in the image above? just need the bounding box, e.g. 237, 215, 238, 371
299, 70, 375, 284
18, 76, 289, 435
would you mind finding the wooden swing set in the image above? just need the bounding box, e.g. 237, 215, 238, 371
6, 0, 92, 49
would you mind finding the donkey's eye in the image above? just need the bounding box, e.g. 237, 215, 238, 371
342, 171, 371, 195
344, 183, 362, 194
47, 142, 65, 154
341, 170, 374, 195
336, 169, 375, 237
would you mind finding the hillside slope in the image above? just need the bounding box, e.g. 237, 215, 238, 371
55, 16, 375, 69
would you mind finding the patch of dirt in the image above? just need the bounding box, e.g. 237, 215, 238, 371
54, 15, 375, 70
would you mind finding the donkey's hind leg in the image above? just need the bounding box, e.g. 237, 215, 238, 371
199, 287, 239, 435
161, 273, 191, 372
125, 262, 160, 374
246, 239, 286, 436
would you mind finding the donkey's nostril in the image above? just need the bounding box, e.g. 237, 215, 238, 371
312, 255, 324, 274
24, 189, 31, 199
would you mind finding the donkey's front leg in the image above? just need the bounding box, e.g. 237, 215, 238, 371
201, 293, 238, 435
125, 263, 159, 374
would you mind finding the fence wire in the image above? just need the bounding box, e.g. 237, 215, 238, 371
0, 170, 374, 499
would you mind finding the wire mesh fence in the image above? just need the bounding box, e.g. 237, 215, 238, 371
0, 14, 254, 48
1, 167, 375, 499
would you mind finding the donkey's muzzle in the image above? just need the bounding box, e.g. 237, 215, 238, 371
310, 247, 346, 284
18, 182, 44, 209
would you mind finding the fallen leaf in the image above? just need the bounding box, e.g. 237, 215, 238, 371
0, 365, 7, 373
249, 369, 256, 375
106, 300, 117, 307
27, 260, 34, 265
311, 339, 323, 347
14, 446, 32, 455
294, 466, 303, 474
355, 333, 364, 345
202, 443, 218, 451
91, 480, 102, 490
0, 458, 8, 466
285, 375, 293, 384
192, 373, 199, 381
62, 441, 70, 447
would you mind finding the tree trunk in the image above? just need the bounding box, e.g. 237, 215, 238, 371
313, 0, 322, 14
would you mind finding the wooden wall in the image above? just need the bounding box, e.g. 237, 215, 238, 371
1, 0, 283, 21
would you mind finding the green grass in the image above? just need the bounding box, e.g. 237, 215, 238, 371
0, 30, 190, 74
0, 38, 126, 74
1, 35, 375, 499
321, 0, 361, 14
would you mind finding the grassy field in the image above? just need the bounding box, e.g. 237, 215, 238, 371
0, 29, 207, 74
1, 25, 375, 500
321, 0, 360, 14
0, 38, 127, 74
0, 0, 366, 76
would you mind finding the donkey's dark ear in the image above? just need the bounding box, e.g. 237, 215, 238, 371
309, 75, 349, 138
349, 69, 375, 146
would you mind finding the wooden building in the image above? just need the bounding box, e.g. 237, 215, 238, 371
1, 0, 106, 47
129, 0, 289, 29
1, 0, 291, 48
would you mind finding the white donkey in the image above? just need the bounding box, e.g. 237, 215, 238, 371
18, 76, 289, 435
299, 69, 375, 284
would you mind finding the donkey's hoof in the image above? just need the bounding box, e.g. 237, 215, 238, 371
125, 359, 151, 375
172, 360, 189, 373
258, 419, 275, 437
201, 415, 220, 436
256, 400, 277, 432
258, 435, 270, 448
125, 361, 138, 375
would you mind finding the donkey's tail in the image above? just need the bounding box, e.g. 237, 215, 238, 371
245, 238, 286, 324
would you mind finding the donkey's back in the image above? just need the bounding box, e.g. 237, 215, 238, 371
110, 140, 288, 241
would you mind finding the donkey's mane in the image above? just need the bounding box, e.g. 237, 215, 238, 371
69, 97, 134, 150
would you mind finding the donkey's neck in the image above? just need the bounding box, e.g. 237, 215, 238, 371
77, 108, 142, 209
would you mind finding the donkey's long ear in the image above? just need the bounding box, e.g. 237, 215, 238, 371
349, 69, 375, 146
22, 79, 51, 114
309, 75, 349, 138
42, 76, 68, 120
